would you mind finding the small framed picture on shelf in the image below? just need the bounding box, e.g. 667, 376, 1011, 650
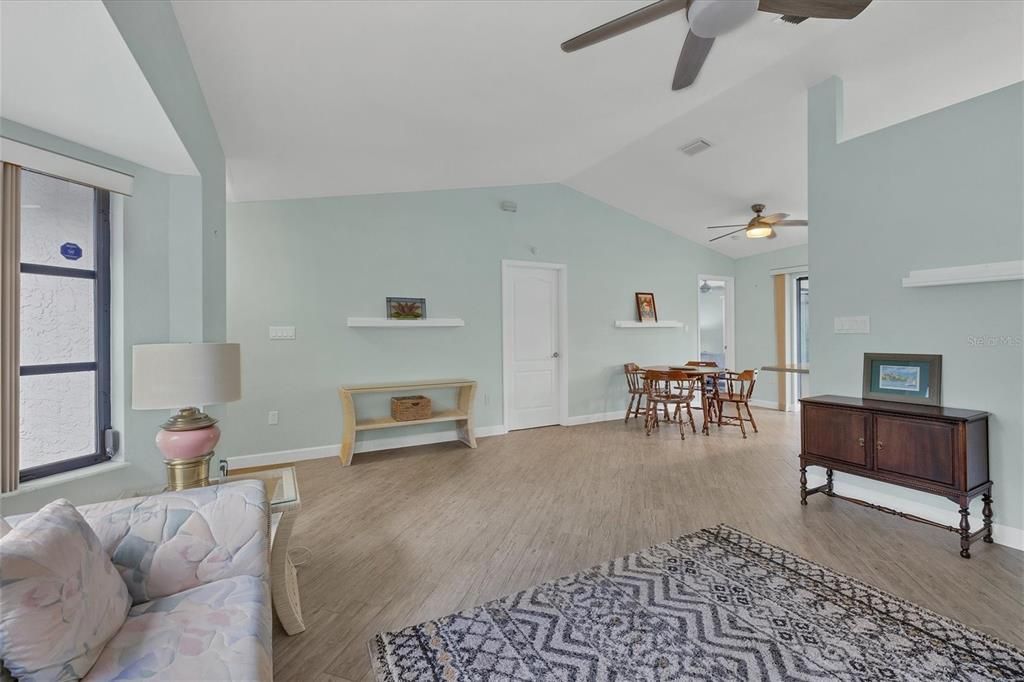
386, 297, 427, 320
862, 353, 942, 406
634, 292, 657, 323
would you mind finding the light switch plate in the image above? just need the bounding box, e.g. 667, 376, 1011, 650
834, 315, 870, 334
269, 325, 295, 340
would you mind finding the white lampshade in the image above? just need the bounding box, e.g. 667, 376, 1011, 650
132, 343, 241, 410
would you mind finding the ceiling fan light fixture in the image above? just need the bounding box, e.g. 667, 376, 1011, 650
745, 225, 775, 239
686, 0, 759, 39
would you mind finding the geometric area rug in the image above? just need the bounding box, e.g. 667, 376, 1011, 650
371, 525, 1024, 681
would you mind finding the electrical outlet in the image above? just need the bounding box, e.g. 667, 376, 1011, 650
269, 326, 295, 340
268, 410, 279, 425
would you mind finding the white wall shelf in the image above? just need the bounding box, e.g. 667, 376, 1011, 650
346, 317, 465, 328
902, 260, 1023, 288
614, 320, 684, 328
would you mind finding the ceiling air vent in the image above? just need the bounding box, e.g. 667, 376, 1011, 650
679, 138, 712, 156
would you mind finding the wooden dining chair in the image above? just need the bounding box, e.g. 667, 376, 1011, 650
623, 363, 646, 423
642, 370, 697, 439
687, 361, 720, 423
714, 369, 759, 438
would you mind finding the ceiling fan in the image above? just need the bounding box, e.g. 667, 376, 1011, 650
561, 0, 872, 90
707, 204, 807, 242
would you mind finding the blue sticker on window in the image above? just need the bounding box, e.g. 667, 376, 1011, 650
60, 242, 82, 261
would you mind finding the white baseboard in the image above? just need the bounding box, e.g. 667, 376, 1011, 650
564, 411, 623, 426
748, 399, 780, 410
227, 424, 507, 470
805, 471, 1023, 551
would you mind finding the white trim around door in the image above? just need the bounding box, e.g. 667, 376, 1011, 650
696, 274, 735, 370
501, 260, 569, 430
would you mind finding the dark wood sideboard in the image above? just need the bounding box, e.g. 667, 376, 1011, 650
799, 395, 992, 558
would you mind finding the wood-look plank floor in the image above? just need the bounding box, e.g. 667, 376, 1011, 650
271, 409, 1023, 682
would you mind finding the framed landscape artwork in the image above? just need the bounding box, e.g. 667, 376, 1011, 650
862, 353, 942, 406
386, 297, 426, 320
635, 292, 657, 323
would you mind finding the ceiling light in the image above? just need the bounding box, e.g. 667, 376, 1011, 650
746, 225, 774, 239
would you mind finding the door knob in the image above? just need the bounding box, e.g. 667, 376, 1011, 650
858, 437, 865, 447
552, 352, 560, 358
876, 441, 884, 450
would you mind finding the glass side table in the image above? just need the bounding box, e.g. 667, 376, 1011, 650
220, 466, 305, 635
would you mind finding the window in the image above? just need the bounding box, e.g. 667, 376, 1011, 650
18, 169, 111, 481
794, 275, 809, 399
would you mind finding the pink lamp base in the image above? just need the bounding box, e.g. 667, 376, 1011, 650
156, 424, 221, 461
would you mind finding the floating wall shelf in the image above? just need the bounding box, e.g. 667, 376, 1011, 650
614, 320, 684, 328
346, 317, 465, 328
902, 260, 1023, 288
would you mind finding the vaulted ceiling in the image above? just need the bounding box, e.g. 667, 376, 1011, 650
1, 0, 195, 175
171, 0, 1022, 257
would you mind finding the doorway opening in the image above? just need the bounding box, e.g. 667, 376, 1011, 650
697, 275, 735, 370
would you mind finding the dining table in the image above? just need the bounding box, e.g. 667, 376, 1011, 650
640, 365, 725, 435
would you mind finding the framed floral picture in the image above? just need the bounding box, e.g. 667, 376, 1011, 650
862, 353, 942, 406
386, 297, 426, 320
635, 292, 657, 323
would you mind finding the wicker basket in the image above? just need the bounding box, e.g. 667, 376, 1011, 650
391, 395, 432, 421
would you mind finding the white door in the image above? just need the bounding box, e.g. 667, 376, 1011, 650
506, 266, 561, 430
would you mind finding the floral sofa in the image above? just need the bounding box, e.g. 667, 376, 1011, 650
2, 480, 272, 681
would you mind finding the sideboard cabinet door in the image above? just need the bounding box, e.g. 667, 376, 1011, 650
874, 416, 957, 486
803, 405, 869, 467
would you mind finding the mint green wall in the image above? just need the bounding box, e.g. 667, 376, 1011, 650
1, 2, 226, 514
104, 0, 226, 344
808, 78, 1023, 537
734, 244, 808, 404
224, 184, 734, 457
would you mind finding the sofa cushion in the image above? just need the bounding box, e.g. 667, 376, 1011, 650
76, 480, 269, 604
0, 499, 131, 682
83, 574, 272, 682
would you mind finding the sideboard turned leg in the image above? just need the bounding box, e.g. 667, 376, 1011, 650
825, 468, 834, 495
799, 466, 808, 506
958, 505, 971, 559
982, 492, 994, 544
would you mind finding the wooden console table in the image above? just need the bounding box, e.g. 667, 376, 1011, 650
338, 378, 477, 465
799, 395, 992, 558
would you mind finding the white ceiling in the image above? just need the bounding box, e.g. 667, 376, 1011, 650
171, 0, 1023, 257
568, 0, 1024, 257
1, 1, 196, 176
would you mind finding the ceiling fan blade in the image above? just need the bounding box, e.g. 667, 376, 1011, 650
706, 224, 747, 230
709, 227, 749, 242
561, 0, 687, 52
775, 219, 808, 226
757, 0, 871, 20
672, 30, 715, 90
760, 212, 790, 224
